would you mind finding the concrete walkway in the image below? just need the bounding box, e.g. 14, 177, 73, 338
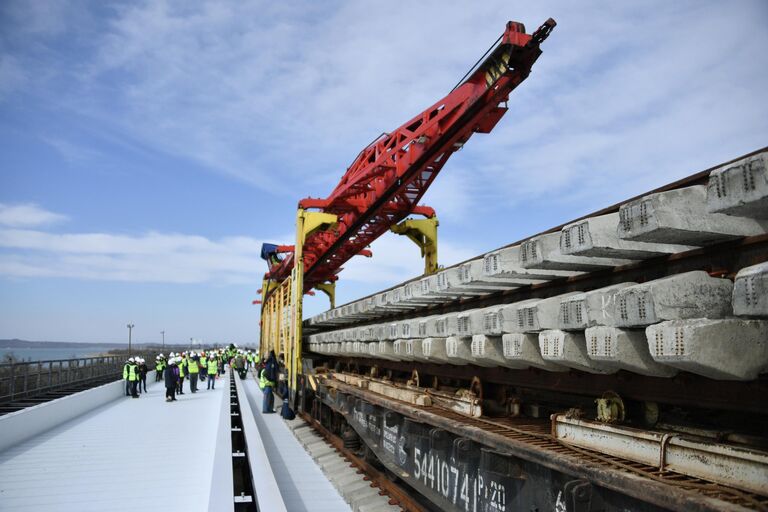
0, 374, 229, 512
241, 376, 352, 512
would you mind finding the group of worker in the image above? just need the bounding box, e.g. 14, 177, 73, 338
123, 345, 282, 414
122, 357, 149, 398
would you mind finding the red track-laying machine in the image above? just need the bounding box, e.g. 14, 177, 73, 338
259, 19, 556, 396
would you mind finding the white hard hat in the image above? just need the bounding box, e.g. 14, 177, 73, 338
159, 353, 164, 357
128, 357, 135, 363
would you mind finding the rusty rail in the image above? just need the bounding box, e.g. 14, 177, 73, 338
323, 375, 768, 511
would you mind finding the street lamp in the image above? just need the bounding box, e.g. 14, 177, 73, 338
161, 330, 165, 351
127, 324, 135, 356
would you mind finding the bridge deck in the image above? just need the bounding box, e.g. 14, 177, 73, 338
0, 375, 228, 511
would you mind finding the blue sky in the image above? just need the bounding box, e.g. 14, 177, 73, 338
1, 1, 766, 345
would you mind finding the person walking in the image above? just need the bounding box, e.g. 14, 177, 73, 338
206, 356, 218, 390
234, 350, 246, 380
164, 359, 178, 402
261, 350, 278, 413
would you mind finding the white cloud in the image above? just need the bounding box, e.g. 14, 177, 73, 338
5, 1, 767, 208
0, 226, 280, 284
0, 221, 477, 287
0, 203, 68, 228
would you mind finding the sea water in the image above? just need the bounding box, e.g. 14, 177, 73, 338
1, 346, 121, 362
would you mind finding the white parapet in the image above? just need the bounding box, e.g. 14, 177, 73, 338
539, 330, 617, 374
501, 333, 567, 371
560, 213, 694, 259
707, 151, 768, 219
584, 326, 677, 377
518, 292, 581, 332
733, 262, 768, 318
618, 185, 767, 245
646, 318, 768, 380
614, 271, 733, 327
520, 232, 634, 271
558, 283, 637, 330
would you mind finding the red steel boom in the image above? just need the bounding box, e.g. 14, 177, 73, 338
267, 19, 556, 291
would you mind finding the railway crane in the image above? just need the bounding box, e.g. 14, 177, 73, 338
259, 19, 556, 396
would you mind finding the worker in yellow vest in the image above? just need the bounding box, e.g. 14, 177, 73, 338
200, 352, 208, 383
123, 357, 133, 396
128, 359, 139, 398
187, 352, 200, 393
154, 356, 164, 381
177, 355, 187, 395
206, 357, 218, 390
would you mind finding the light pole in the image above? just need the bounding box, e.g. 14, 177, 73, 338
161, 330, 165, 351
127, 324, 135, 357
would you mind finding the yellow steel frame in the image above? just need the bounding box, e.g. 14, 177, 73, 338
390, 216, 439, 275
260, 209, 337, 401
261, 210, 438, 400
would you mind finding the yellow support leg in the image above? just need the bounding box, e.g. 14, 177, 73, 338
289, 209, 337, 403
315, 282, 336, 309
390, 216, 439, 275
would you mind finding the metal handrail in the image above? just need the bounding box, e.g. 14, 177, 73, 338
0, 356, 125, 403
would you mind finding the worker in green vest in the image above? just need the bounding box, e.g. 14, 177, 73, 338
177, 355, 187, 395
206, 357, 218, 390
260, 351, 277, 413
199, 352, 208, 383
154, 355, 164, 381
123, 357, 133, 396
187, 352, 200, 393
128, 359, 139, 398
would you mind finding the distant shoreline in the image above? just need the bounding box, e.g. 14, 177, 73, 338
0, 339, 188, 349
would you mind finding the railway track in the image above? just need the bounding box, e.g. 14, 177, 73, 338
301, 148, 768, 511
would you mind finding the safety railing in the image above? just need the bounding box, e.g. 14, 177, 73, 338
0, 356, 124, 403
